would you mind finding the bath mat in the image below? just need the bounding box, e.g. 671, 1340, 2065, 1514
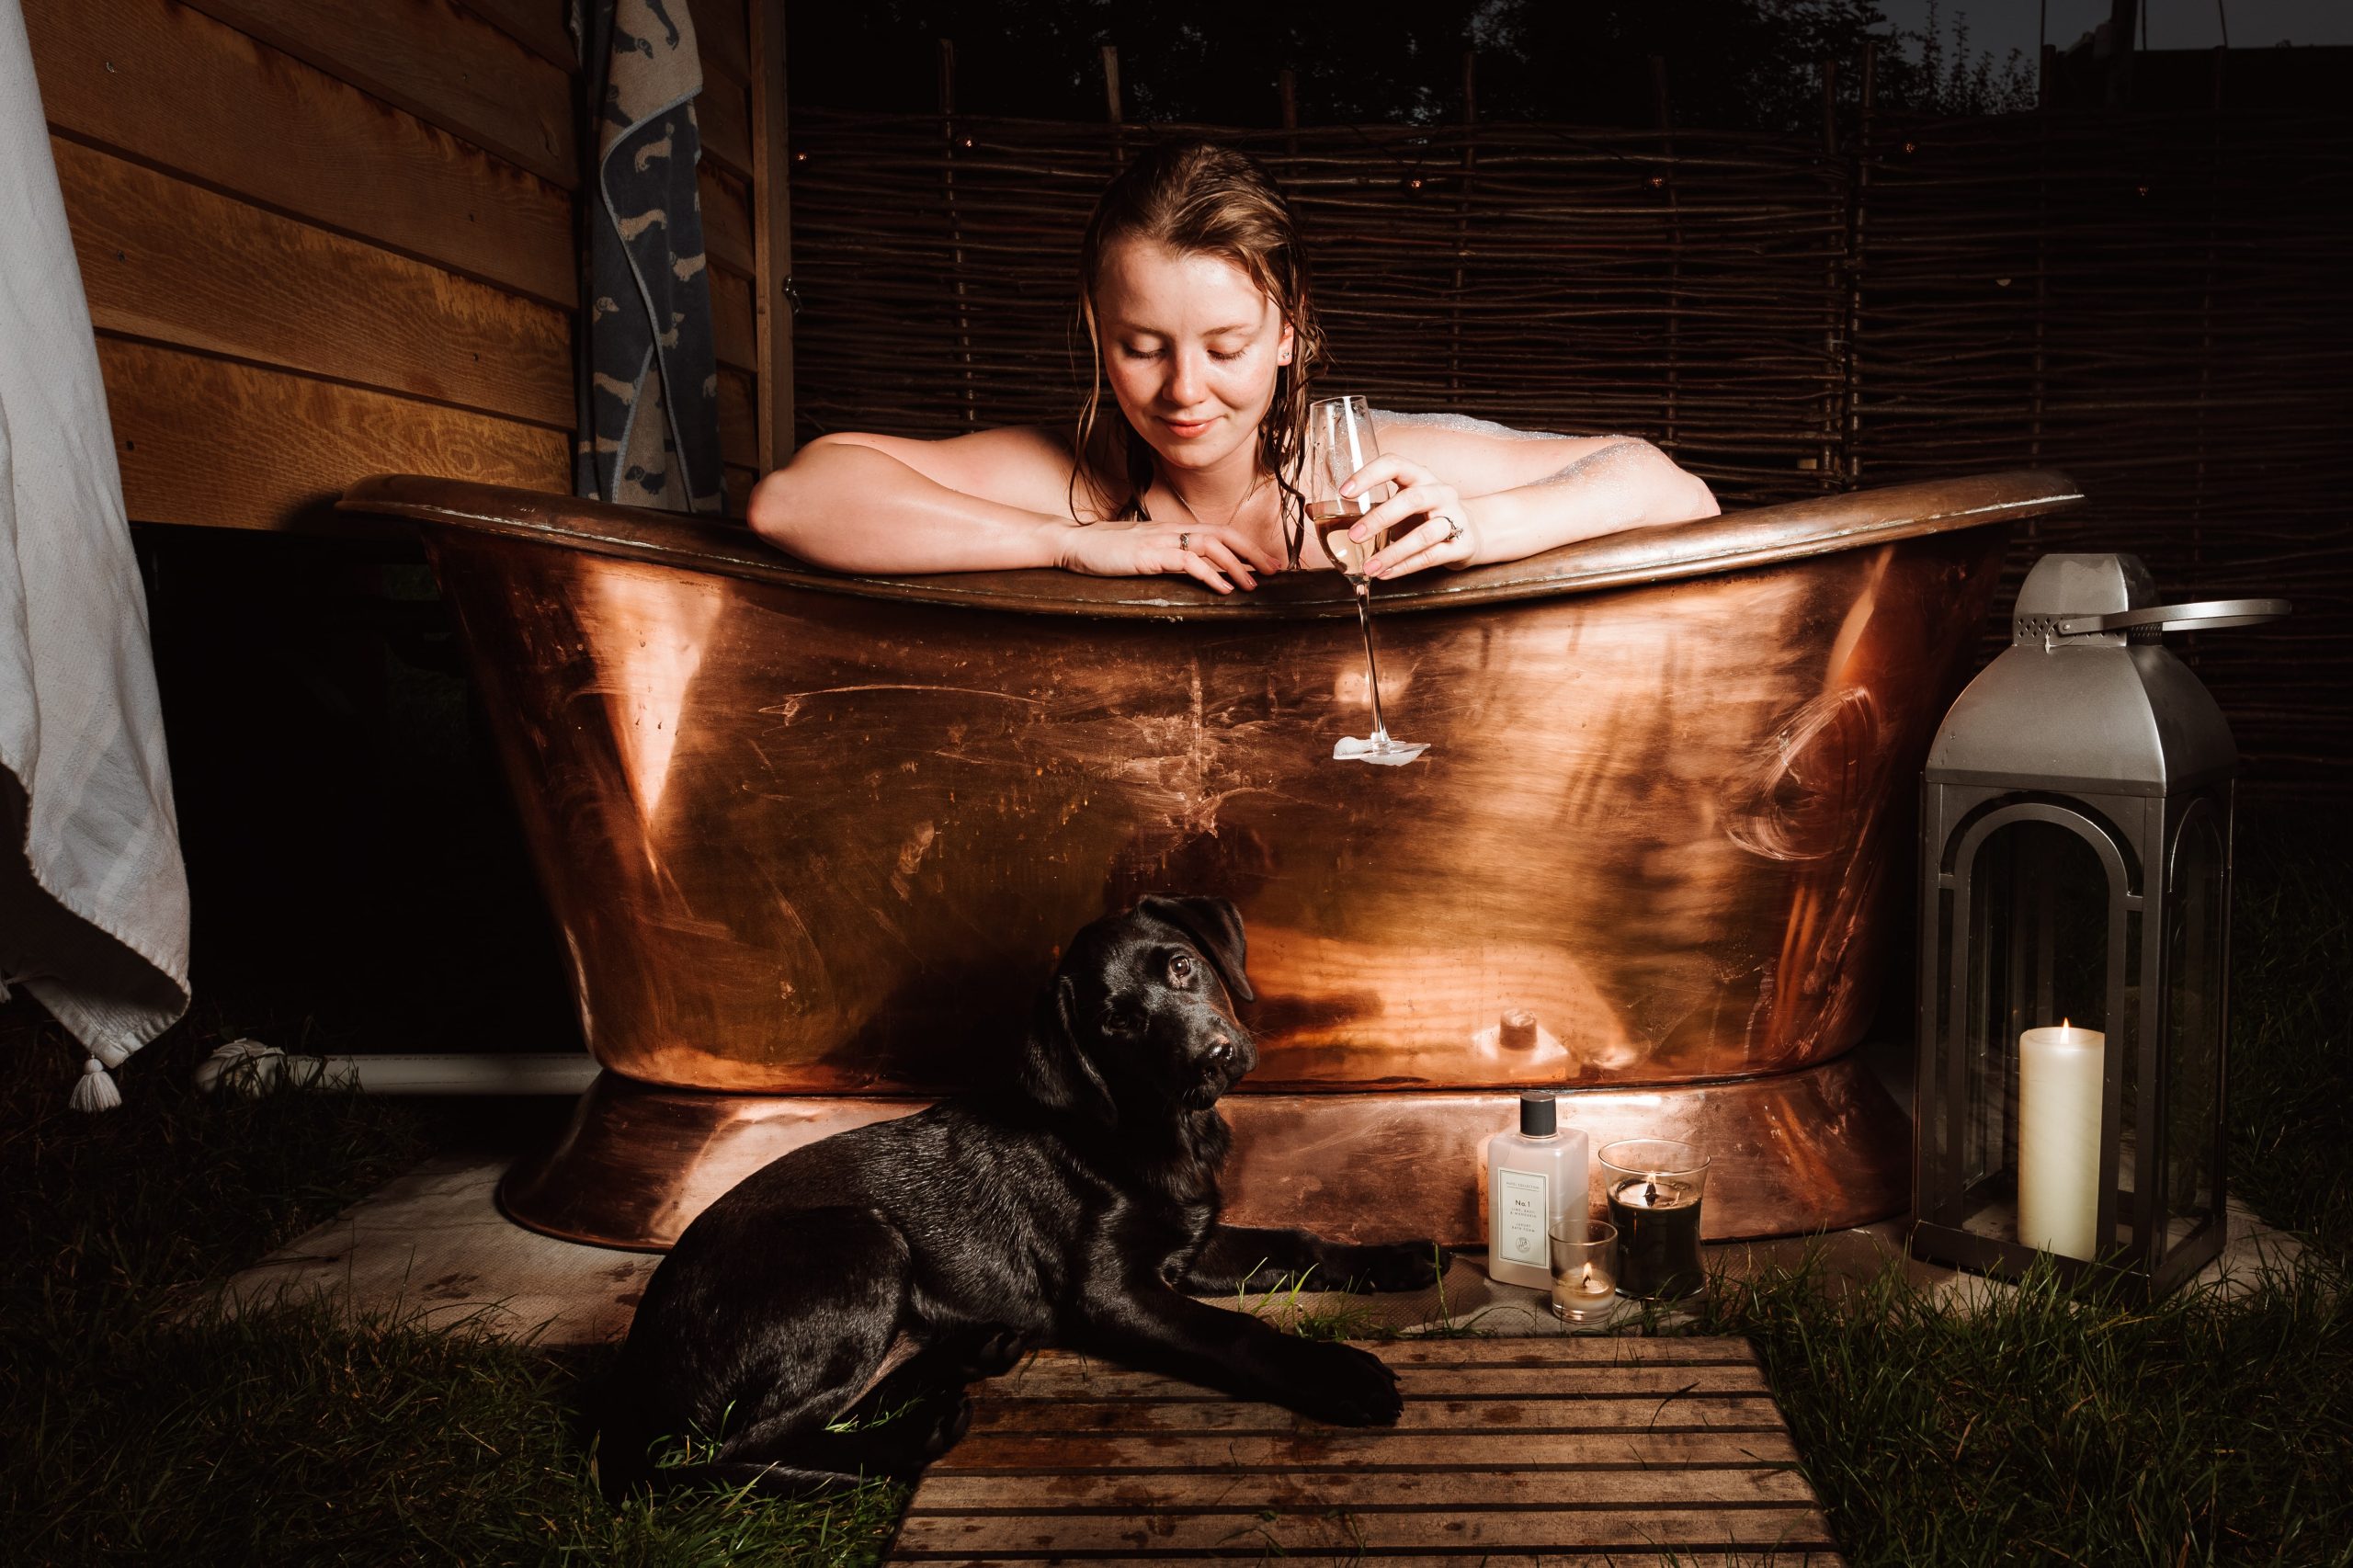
886, 1335, 1843, 1564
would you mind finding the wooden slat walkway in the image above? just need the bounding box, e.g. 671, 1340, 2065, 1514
887, 1337, 1845, 1566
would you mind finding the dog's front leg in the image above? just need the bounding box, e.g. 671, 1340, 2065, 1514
1179, 1223, 1449, 1295
1074, 1270, 1402, 1426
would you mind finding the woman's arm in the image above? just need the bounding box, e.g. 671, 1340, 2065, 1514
746, 428, 1279, 589
1335, 417, 1719, 579
745, 428, 1074, 574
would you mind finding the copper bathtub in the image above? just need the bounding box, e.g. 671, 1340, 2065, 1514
341, 470, 2081, 1251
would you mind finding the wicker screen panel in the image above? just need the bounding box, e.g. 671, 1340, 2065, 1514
1853, 110, 2353, 791
790, 113, 1851, 511
786, 108, 2350, 796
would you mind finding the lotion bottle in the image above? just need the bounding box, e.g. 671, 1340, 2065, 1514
1485, 1091, 1589, 1290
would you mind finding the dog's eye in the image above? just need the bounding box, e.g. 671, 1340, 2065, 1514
1168, 952, 1195, 984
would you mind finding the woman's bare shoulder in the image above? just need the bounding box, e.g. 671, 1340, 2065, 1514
805, 424, 1078, 512
1372, 409, 1620, 489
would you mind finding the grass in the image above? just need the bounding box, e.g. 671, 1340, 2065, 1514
0, 1005, 903, 1566
2, 804, 2347, 1565
1698, 1250, 2353, 1565
1695, 803, 2353, 1568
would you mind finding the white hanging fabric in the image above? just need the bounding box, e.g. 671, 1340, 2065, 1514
0, 0, 191, 1106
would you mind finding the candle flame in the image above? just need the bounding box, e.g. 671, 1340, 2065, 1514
1580, 1261, 1594, 1288
2063, 1017, 2070, 1028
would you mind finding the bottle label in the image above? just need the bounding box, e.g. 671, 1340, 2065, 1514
1495, 1167, 1550, 1267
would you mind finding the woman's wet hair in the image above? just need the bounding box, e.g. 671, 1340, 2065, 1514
1072, 141, 1324, 565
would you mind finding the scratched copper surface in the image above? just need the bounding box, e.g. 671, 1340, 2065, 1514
386, 472, 2073, 1098
499, 1057, 1911, 1251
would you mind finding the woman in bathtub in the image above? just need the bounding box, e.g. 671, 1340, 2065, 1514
748, 142, 1717, 592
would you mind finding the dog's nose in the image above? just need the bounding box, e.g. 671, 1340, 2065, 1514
1206, 1038, 1233, 1069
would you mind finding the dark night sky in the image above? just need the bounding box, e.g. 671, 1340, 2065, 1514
782, 1, 2353, 127
1880, 0, 2353, 57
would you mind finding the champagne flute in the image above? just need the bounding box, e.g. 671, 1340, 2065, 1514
1304, 395, 1428, 765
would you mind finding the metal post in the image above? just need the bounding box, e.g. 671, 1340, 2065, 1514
1845, 41, 1873, 488
1650, 55, 1680, 457
748, 0, 795, 470
1449, 51, 1476, 404
938, 40, 974, 427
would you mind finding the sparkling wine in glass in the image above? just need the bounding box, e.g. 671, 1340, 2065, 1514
1305, 395, 1427, 765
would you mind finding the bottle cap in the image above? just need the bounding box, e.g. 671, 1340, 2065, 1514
1518, 1091, 1557, 1136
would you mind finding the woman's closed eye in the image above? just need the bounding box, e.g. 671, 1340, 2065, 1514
1118, 343, 1246, 363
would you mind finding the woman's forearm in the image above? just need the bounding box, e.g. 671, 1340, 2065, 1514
746, 438, 1076, 574
1463, 438, 1718, 565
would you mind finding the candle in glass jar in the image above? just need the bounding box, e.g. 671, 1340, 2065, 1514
1548, 1220, 1619, 1324
1608, 1176, 1704, 1299
1599, 1140, 1711, 1301
2018, 1021, 2104, 1260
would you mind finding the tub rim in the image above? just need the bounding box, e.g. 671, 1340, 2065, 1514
337, 467, 2079, 620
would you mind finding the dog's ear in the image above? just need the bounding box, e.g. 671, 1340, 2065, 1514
1137, 894, 1255, 1005
1018, 974, 1118, 1127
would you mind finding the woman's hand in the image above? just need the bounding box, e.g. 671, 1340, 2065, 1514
1051, 518, 1281, 593
1336, 455, 1480, 578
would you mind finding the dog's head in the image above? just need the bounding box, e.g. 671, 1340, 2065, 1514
1019, 895, 1257, 1127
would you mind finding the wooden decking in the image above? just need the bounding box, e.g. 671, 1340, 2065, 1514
887, 1337, 1844, 1565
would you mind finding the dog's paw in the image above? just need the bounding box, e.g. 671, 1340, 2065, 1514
1342, 1239, 1451, 1293
956, 1326, 1037, 1382
919, 1391, 974, 1460
1287, 1339, 1403, 1426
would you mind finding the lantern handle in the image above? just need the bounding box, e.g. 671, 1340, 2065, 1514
2053, 598, 2290, 637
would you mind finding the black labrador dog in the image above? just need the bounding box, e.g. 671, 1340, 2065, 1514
598, 894, 1446, 1498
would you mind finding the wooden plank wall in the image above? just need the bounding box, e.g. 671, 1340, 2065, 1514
26, 0, 781, 531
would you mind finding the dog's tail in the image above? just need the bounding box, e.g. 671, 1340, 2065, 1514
592, 1370, 663, 1504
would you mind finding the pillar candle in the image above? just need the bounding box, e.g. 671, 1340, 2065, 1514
2018, 1023, 2104, 1259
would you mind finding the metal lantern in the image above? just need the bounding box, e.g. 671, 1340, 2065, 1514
1912, 553, 2288, 1297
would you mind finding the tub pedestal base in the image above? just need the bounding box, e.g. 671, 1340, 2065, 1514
498, 1056, 1911, 1253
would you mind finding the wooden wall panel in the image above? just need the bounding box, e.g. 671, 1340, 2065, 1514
457, 0, 574, 72
710, 264, 757, 373
699, 163, 756, 276
60, 140, 572, 428
29, 0, 574, 308
33, 0, 790, 531
101, 339, 567, 531
688, 0, 750, 85
697, 73, 753, 179
718, 368, 757, 468
182, 0, 575, 187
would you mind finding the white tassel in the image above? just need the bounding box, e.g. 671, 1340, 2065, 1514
69, 1056, 122, 1113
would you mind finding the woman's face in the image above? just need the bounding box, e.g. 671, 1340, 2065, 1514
1093, 237, 1295, 480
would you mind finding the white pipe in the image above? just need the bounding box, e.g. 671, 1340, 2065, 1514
196, 1039, 600, 1096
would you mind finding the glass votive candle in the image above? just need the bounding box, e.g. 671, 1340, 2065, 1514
1549, 1219, 1619, 1324
1600, 1139, 1711, 1301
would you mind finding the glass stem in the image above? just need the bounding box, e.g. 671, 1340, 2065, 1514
1353, 580, 1392, 744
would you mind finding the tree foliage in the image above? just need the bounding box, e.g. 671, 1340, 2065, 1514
783, 0, 2039, 131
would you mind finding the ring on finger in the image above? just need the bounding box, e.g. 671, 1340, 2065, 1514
1437, 514, 1464, 546
1177, 531, 1192, 553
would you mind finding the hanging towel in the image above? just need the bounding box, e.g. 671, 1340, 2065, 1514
0, 0, 192, 1107
575, 0, 725, 513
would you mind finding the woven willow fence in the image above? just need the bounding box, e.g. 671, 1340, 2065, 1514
788, 108, 2351, 795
